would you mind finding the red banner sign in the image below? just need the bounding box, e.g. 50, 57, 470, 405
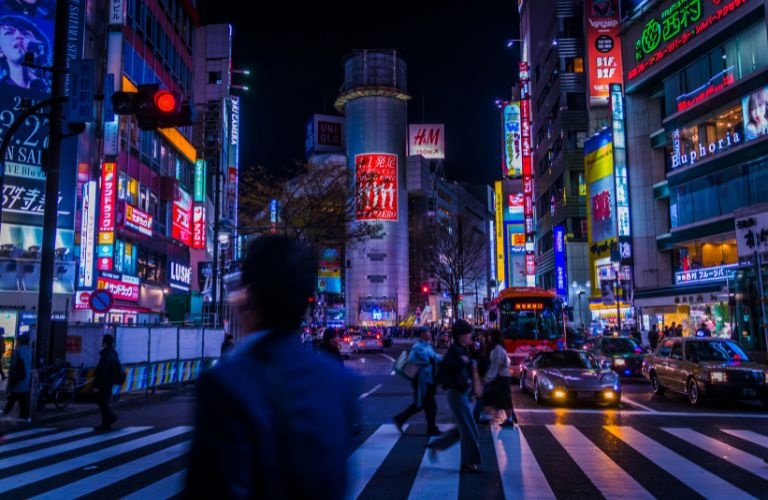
124, 203, 153, 236
98, 162, 116, 234
97, 276, 139, 301
586, 0, 623, 106
592, 190, 612, 222
192, 205, 206, 249
172, 189, 192, 246
355, 153, 398, 221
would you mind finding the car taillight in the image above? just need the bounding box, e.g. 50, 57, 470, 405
376, 334, 381, 339
343, 337, 350, 342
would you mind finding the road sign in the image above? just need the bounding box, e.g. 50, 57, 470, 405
89, 289, 114, 313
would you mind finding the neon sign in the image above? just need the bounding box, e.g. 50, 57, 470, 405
124, 204, 153, 237
514, 303, 544, 310
629, 0, 748, 80
97, 162, 116, 271
676, 68, 735, 112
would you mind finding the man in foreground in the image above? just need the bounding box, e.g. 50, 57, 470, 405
185, 236, 357, 499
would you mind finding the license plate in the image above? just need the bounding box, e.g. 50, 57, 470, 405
742, 388, 757, 397
577, 391, 593, 399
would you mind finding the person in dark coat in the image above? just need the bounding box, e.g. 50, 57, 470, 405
220, 334, 234, 358
93, 334, 124, 431
427, 320, 482, 473
648, 325, 660, 351
3, 334, 31, 420
316, 328, 344, 364
185, 236, 357, 500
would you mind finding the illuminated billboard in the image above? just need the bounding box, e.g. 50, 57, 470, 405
355, 153, 398, 221
585, 130, 616, 245
172, 188, 192, 246
554, 225, 567, 297
586, 0, 623, 107
495, 181, 506, 288
192, 205, 206, 249
408, 124, 445, 160
124, 204, 153, 237
502, 103, 522, 177
318, 248, 342, 294
78, 181, 96, 290
97, 162, 117, 271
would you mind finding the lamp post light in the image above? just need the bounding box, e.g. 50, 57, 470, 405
572, 281, 591, 329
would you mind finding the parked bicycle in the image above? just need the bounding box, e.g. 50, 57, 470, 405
36, 363, 84, 410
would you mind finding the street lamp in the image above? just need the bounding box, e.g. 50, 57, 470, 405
572, 281, 591, 329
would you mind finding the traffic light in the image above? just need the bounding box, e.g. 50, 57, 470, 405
111, 84, 193, 130
421, 284, 429, 294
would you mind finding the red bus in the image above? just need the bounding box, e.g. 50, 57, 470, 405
490, 287, 567, 378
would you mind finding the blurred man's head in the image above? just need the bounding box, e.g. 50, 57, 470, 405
452, 320, 473, 346
416, 327, 431, 342
102, 334, 114, 348
240, 236, 316, 332
323, 328, 340, 347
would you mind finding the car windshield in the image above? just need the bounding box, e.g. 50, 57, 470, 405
539, 351, 596, 369
685, 341, 752, 362
602, 338, 641, 354
499, 298, 565, 341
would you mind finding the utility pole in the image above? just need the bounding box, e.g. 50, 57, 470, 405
36, 0, 70, 368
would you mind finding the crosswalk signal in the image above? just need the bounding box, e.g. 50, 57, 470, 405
111, 84, 192, 131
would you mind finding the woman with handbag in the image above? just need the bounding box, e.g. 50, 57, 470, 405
3, 334, 31, 421
482, 329, 518, 428
394, 327, 441, 436
427, 320, 482, 473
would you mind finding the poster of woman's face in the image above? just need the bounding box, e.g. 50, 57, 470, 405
742, 87, 768, 142
0, 0, 53, 93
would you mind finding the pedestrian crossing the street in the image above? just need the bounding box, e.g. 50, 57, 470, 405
0, 423, 764, 499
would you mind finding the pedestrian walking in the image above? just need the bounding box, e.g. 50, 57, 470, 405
185, 236, 357, 499
317, 328, 344, 365
669, 322, 677, 337
427, 320, 482, 473
394, 327, 441, 436
648, 324, 660, 351
220, 334, 234, 358
676, 324, 684, 337
482, 329, 517, 427
695, 322, 711, 338
2, 334, 30, 421
93, 334, 125, 431
472, 330, 492, 425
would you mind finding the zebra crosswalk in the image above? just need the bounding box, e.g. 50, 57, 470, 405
0, 423, 764, 499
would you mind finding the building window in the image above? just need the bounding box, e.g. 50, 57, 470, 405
208, 71, 222, 85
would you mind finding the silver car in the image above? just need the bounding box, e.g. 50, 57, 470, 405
519, 350, 621, 407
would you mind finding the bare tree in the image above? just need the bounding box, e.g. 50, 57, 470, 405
424, 216, 487, 323
238, 162, 382, 250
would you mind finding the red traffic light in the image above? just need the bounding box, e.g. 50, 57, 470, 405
154, 90, 177, 113
421, 285, 429, 294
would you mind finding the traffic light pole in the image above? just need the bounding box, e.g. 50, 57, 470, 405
36, 0, 70, 368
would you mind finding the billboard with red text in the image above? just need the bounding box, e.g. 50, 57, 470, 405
408, 124, 445, 159
586, 0, 623, 106
355, 153, 398, 221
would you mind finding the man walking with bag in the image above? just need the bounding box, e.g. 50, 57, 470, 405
2, 334, 31, 421
394, 327, 441, 436
93, 334, 125, 431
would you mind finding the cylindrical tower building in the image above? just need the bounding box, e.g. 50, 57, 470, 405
336, 50, 410, 327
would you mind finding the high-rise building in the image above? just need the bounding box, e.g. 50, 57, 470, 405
621, 0, 767, 351
336, 50, 410, 326
518, 0, 593, 325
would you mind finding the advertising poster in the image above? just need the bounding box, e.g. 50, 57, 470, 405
742, 86, 768, 142
494, 181, 506, 288
586, 0, 623, 106
192, 205, 206, 249
502, 103, 522, 177
355, 153, 398, 221
78, 181, 96, 289
97, 162, 116, 271
585, 130, 616, 244
317, 248, 342, 294
172, 188, 192, 246
123, 204, 153, 237
408, 124, 445, 160
554, 225, 567, 297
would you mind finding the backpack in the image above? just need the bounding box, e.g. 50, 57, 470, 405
8, 351, 25, 386
113, 356, 126, 386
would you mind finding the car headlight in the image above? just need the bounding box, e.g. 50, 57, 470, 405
600, 372, 619, 385
538, 375, 555, 390
709, 371, 728, 383
613, 358, 626, 367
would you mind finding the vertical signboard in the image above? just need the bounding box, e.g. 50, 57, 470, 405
554, 226, 567, 298
494, 181, 506, 289
194, 160, 207, 203
97, 162, 117, 271
318, 248, 342, 294
355, 153, 398, 221
408, 124, 445, 159
172, 188, 192, 246
520, 61, 535, 287
586, 0, 623, 107
501, 103, 522, 177
192, 205, 206, 249
611, 83, 633, 302
229, 96, 239, 168
78, 181, 97, 289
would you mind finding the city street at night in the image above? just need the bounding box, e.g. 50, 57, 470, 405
0, 341, 765, 499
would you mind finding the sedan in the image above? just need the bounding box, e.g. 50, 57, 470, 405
643, 337, 768, 407
588, 336, 648, 377
353, 332, 384, 353
519, 350, 621, 407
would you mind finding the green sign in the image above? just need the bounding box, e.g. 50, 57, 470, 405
194, 160, 206, 203
635, 0, 701, 62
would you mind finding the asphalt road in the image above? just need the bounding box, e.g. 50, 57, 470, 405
1, 340, 765, 499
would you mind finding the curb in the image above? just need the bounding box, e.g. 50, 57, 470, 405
2, 383, 195, 432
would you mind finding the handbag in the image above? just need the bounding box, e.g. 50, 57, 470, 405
393, 350, 420, 380
471, 363, 483, 399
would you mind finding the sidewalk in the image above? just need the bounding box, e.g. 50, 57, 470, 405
0, 377, 191, 432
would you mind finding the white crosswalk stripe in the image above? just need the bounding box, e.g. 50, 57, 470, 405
0, 428, 54, 441
0, 423, 765, 499
662, 427, 768, 481
0, 427, 91, 453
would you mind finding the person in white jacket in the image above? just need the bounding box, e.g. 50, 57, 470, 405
482, 329, 518, 428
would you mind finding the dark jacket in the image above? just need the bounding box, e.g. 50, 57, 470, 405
439, 344, 472, 391
316, 341, 343, 364
185, 331, 357, 499
94, 346, 122, 390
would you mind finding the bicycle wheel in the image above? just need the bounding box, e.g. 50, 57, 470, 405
53, 377, 76, 409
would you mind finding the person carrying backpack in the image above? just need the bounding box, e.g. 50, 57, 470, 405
3, 334, 31, 421
394, 327, 441, 436
93, 334, 125, 431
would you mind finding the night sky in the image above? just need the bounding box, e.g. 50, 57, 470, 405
202, 1, 520, 185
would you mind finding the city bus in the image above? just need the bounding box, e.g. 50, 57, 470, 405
489, 287, 567, 378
